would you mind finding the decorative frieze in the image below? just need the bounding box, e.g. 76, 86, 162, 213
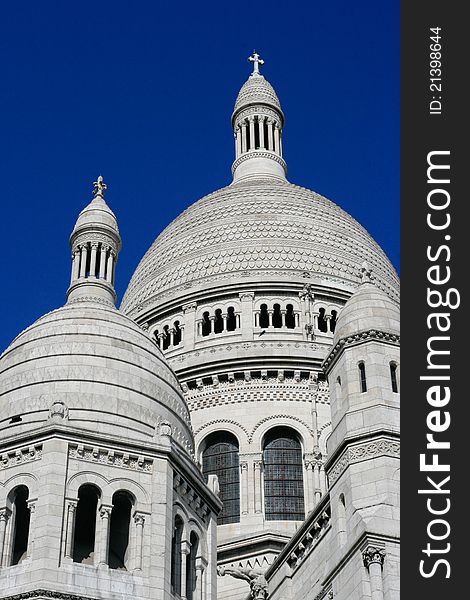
0, 445, 42, 471
173, 472, 210, 522
286, 505, 331, 572
328, 437, 400, 487
323, 329, 400, 372
68, 444, 153, 473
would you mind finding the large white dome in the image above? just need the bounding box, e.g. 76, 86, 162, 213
121, 178, 399, 317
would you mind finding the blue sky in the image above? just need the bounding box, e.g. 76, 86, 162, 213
0, 1, 399, 351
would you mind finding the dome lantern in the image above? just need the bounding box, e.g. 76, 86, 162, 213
67, 175, 122, 306
231, 52, 287, 182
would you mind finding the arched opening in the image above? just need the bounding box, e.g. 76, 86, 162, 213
259, 304, 269, 329
201, 312, 211, 337
186, 531, 199, 600
227, 306, 237, 331
330, 310, 338, 333
108, 491, 133, 570
73, 484, 100, 564
214, 309, 223, 334
9, 486, 30, 565
162, 325, 170, 351
390, 362, 399, 392
318, 308, 328, 333
285, 304, 296, 329
202, 432, 240, 525
359, 362, 367, 393
171, 516, 184, 595
245, 120, 251, 150
173, 321, 182, 346
272, 304, 282, 328
263, 427, 305, 521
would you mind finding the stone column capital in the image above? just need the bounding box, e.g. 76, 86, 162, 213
181, 540, 191, 555
133, 512, 146, 527
0, 508, 11, 522
183, 302, 197, 313
99, 504, 113, 519
362, 545, 386, 569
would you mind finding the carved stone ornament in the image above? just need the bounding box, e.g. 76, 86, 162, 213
48, 401, 69, 421
362, 545, 386, 569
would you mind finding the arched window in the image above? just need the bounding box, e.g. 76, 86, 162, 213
171, 516, 184, 595
201, 312, 211, 337
214, 309, 223, 334
359, 362, 367, 393
162, 325, 170, 351
186, 531, 199, 600
227, 306, 237, 331
390, 362, 399, 392
73, 484, 100, 564
285, 304, 295, 329
330, 310, 338, 333
9, 486, 30, 565
108, 491, 133, 570
318, 308, 328, 333
259, 304, 269, 329
272, 304, 282, 328
202, 432, 240, 525
173, 321, 182, 346
263, 427, 304, 521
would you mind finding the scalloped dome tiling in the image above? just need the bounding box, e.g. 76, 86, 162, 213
233, 73, 282, 115
120, 179, 399, 316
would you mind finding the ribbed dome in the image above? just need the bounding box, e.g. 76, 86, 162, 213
332, 282, 400, 345
0, 300, 193, 453
233, 74, 282, 115
121, 179, 399, 316
72, 195, 120, 236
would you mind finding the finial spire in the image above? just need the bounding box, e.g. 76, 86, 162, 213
248, 51, 264, 76
93, 175, 107, 198
360, 261, 373, 284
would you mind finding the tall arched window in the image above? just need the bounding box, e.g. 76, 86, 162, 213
171, 516, 184, 595
259, 304, 269, 329
173, 321, 182, 346
9, 486, 30, 565
214, 309, 223, 334
108, 491, 133, 570
285, 304, 296, 329
263, 427, 305, 521
359, 362, 367, 393
330, 310, 338, 333
186, 531, 199, 600
162, 325, 170, 350
227, 306, 237, 331
201, 312, 211, 337
272, 304, 282, 328
318, 308, 328, 333
202, 432, 240, 525
390, 362, 399, 392
73, 484, 100, 564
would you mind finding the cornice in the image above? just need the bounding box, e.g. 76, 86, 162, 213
231, 151, 287, 175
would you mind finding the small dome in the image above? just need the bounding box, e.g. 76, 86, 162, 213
233, 74, 282, 116
72, 196, 120, 237
0, 300, 193, 454
332, 282, 400, 345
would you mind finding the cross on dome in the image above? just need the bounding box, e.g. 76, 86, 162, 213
248, 51, 264, 76
93, 175, 107, 198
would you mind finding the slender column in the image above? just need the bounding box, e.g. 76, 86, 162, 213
363, 547, 386, 600
133, 513, 145, 572
180, 540, 191, 600
295, 312, 300, 327
236, 313, 241, 328
196, 319, 202, 337
241, 122, 248, 153
279, 130, 283, 156
268, 310, 274, 328
325, 315, 332, 332
274, 124, 280, 154
64, 500, 78, 559
89, 243, 98, 277
25, 500, 36, 559
254, 460, 263, 514
320, 465, 327, 494
209, 316, 215, 334
267, 119, 274, 150
106, 250, 114, 283
158, 333, 164, 350
99, 244, 108, 279
248, 117, 255, 150
281, 310, 286, 328
240, 462, 249, 515
314, 462, 322, 503
305, 461, 315, 512
195, 565, 204, 600
71, 250, 80, 283
97, 505, 113, 566
0, 509, 11, 567
79, 244, 88, 277
169, 328, 175, 347
222, 313, 228, 332
258, 116, 265, 149
180, 324, 185, 342
313, 313, 319, 330
236, 127, 242, 157
254, 310, 260, 327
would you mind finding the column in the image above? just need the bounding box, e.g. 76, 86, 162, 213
281, 310, 286, 328
254, 310, 260, 328
133, 513, 145, 572
97, 505, 113, 566
71, 250, 80, 282
79, 244, 88, 278
158, 333, 164, 350
180, 324, 185, 342
314, 461, 322, 503
64, 500, 77, 560
274, 124, 280, 154
254, 460, 263, 514
304, 460, 315, 512
313, 313, 319, 330
268, 309, 274, 328
209, 316, 215, 334
99, 244, 108, 279
89, 243, 98, 277
106, 250, 114, 283
241, 122, 248, 153
25, 500, 36, 559
195, 557, 207, 600
0, 509, 11, 567
279, 130, 283, 156
236, 313, 241, 328
236, 127, 242, 157
169, 328, 175, 347
180, 540, 191, 600
196, 320, 202, 337
240, 462, 249, 515
248, 117, 255, 150
222, 313, 228, 332
325, 315, 332, 332
320, 464, 327, 495
363, 546, 386, 600
258, 116, 265, 149
295, 312, 300, 327
267, 119, 274, 151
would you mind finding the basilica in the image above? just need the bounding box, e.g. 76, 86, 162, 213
0, 54, 400, 600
